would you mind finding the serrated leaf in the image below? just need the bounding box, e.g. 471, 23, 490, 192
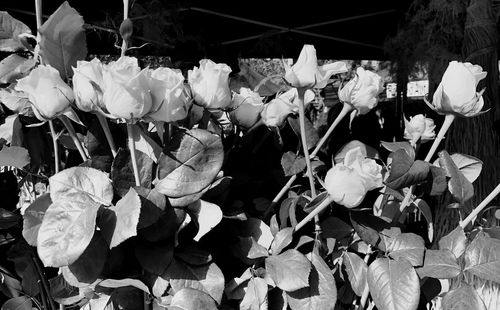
49, 167, 113, 205
39, 1, 87, 80
135, 239, 174, 275
134, 187, 165, 229
381, 141, 415, 160
321, 217, 353, 240
37, 197, 100, 267
415, 249, 461, 279
163, 259, 225, 304
464, 233, 500, 283
156, 129, 223, 198
280, 152, 306, 177
0, 54, 32, 84
438, 151, 474, 204
265, 249, 311, 292
270, 228, 293, 255
434, 153, 483, 183
387, 233, 425, 267
0, 12, 32, 52
186, 200, 222, 242
111, 148, 153, 197
385, 149, 429, 190
171, 288, 218, 310
439, 227, 467, 259
240, 277, 268, 310
1, 296, 32, 310
286, 252, 337, 310
335, 140, 379, 164
343, 252, 367, 297
0, 146, 29, 168
22, 194, 51, 246
442, 284, 486, 310
367, 257, 420, 310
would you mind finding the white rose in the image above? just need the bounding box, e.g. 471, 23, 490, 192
188, 59, 232, 109
229, 87, 264, 128
403, 114, 436, 146
72, 58, 104, 113
324, 164, 367, 208
15, 65, 73, 121
338, 67, 384, 115
284, 44, 347, 89
430, 61, 487, 117
147, 67, 191, 123
343, 147, 383, 191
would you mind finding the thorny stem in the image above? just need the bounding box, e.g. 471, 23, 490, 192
127, 123, 141, 187
460, 183, 500, 228
96, 114, 117, 157
48, 120, 60, 173
59, 116, 88, 162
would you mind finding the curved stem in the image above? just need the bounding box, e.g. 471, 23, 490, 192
127, 123, 141, 187
48, 120, 60, 173
96, 114, 117, 157
59, 116, 88, 162
294, 195, 333, 232
297, 88, 316, 199
460, 183, 500, 229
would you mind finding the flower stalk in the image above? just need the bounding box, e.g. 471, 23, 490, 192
48, 120, 60, 173
294, 195, 333, 232
460, 183, 500, 228
59, 116, 88, 162
96, 114, 117, 157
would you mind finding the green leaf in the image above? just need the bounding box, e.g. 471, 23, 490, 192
170, 288, 218, 310
270, 228, 294, 255
175, 243, 213, 266
381, 141, 415, 160
385, 149, 429, 190
387, 233, 425, 267
0, 208, 19, 230
22, 194, 51, 246
343, 252, 368, 297
438, 150, 474, 204
39, 1, 87, 80
109, 286, 144, 310
280, 152, 306, 177
236, 237, 269, 261
135, 239, 174, 276
6, 242, 39, 297
49, 167, 113, 205
286, 252, 337, 310
321, 216, 353, 240
367, 257, 420, 310
415, 249, 460, 279
225, 268, 253, 300
0, 12, 31, 52
350, 210, 397, 252
138, 207, 186, 242
156, 128, 223, 198
413, 199, 434, 242
442, 284, 486, 310
1, 296, 32, 310
186, 200, 223, 242
37, 197, 100, 267
303, 192, 329, 214
0, 271, 22, 298
0, 54, 33, 84
62, 231, 108, 287
464, 233, 500, 283
434, 153, 483, 183
423, 166, 447, 196
265, 249, 311, 292
240, 277, 269, 310
0, 146, 29, 169
134, 187, 165, 229
163, 259, 225, 304
111, 148, 153, 197
101, 188, 141, 248
288, 115, 319, 150
49, 274, 84, 305
240, 218, 274, 250
439, 227, 467, 259
98, 278, 150, 293
335, 140, 379, 164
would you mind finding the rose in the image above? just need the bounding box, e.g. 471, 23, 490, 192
260, 88, 316, 128
324, 147, 382, 208
102, 56, 152, 119
338, 67, 384, 115
72, 58, 104, 113
146, 67, 191, 122
429, 61, 487, 117
188, 59, 232, 109
404, 114, 436, 146
229, 87, 264, 128
15, 65, 73, 121
284, 44, 347, 89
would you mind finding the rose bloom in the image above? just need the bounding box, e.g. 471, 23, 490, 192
15, 65, 73, 121
284, 44, 347, 89
146, 67, 191, 123
229, 87, 264, 128
102, 56, 152, 120
260, 88, 315, 128
188, 59, 232, 109
324, 147, 382, 208
72, 58, 105, 113
338, 67, 384, 115
404, 114, 436, 146
429, 61, 487, 117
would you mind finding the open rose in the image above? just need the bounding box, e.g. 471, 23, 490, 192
338, 67, 383, 115
229, 87, 264, 128
188, 59, 232, 109
404, 114, 436, 146
15, 65, 73, 121
428, 61, 487, 117
72, 58, 104, 113
260, 88, 315, 128
284, 44, 347, 89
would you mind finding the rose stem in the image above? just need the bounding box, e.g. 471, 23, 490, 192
59, 116, 88, 162
32, 255, 57, 310
357, 246, 373, 310
294, 195, 333, 232
460, 183, 500, 229
270, 102, 353, 209
48, 120, 60, 173
96, 114, 117, 157
127, 123, 141, 187
399, 114, 455, 211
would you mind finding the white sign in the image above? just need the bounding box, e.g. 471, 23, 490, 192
385, 80, 429, 99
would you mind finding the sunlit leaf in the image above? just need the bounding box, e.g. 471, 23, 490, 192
385, 149, 429, 190
387, 233, 425, 267
0, 12, 31, 52
416, 249, 460, 279
381, 141, 414, 160
240, 218, 274, 250
186, 200, 223, 242
265, 249, 311, 292
225, 268, 253, 300
434, 153, 482, 183
281, 151, 306, 177
236, 236, 269, 261
438, 150, 474, 204
0, 54, 33, 84
439, 227, 467, 259
0, 146, 29, 169
98, 278, 150, 293
464, 233, 500, 283
270, 228, 293, 255
442, 284, 486, 310
240, 277, 269, 310
22, 194, 51, 246
343, 252, 367, 297
171, 288, 218, 310
413, 199, 434, 242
